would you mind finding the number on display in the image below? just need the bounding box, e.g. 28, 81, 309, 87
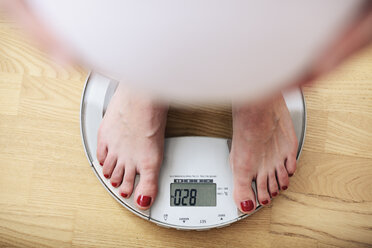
173, 189, 197, 206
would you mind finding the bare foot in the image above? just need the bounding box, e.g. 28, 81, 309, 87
97, 83, 168, 210
230, 95, 298, 213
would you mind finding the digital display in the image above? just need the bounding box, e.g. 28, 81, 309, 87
170, 183, 216, 207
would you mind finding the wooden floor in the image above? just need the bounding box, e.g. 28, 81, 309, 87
1, 15, 372, 248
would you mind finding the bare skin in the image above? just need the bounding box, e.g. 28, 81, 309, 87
98, 84, 298, 212
2, 0, 371, 213
96, 83, 168, 210
230, 94, 298, 213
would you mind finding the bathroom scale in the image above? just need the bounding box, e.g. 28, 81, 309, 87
80, 72, 306, 230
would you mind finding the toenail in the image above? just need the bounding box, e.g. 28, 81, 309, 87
120, 192, 128, 198
282, 186, 288, 190
240, 200, 254, 212
111, 182, 117, 187
272, 192, 278, 197
262, 200, 269, 205
289, 173, 293, 177
137, 195, 152, 207
100, 162, 103, 166
104, 174, 110, 179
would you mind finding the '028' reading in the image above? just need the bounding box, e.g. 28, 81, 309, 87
173, 189, 197, 206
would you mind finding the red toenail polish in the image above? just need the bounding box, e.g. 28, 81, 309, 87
121, 192, 128, 198
289, 173, 293, 177
262, 200, 269, 205
272, 192, 278, 197
111, 182, 117, 187
282, 186, 288, 190
137, 195, 152, 207
240, 200, 254, 212
104, 174, 109, 179
100, 162, 103, 166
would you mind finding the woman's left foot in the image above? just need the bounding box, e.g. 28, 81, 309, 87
230, 95, 298, 213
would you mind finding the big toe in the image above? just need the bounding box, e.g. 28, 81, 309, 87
134, 167, 159, 210
233, 175, 257, 214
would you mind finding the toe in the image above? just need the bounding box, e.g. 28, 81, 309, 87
119, 165, 136, 198
96, 141, 107, 166
256, 172, 270, 205
102, 153, 117, 179
276, 164, 289, 190
110, 162, 125, 187
233, 174, 257, 213
268, 170, 279, 197
285, 156, 297, 177
134, 167, 159, 210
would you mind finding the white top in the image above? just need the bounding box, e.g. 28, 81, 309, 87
27, 0, 363, 102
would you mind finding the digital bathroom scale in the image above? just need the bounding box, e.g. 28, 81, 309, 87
80, 72, 306, 230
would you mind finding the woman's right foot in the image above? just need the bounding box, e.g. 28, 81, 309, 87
96, 83, 168, 210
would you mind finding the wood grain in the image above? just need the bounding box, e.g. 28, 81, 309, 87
0, 15, 372, 248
